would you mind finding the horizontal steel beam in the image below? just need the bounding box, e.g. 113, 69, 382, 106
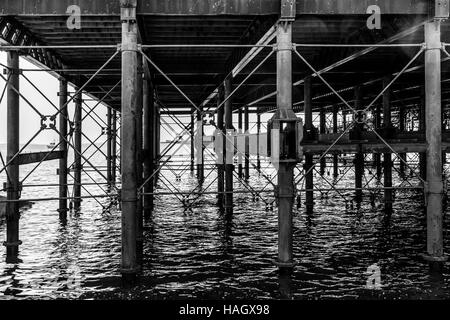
302, 142, 429, 154
17, 151, 64, 165
297, 0, 429, 15
0, 0, 430, 16
301, 132, 450, 154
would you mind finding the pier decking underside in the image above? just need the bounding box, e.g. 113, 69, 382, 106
1, 8, 447, 123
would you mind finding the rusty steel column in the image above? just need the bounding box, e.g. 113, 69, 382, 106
4, 51, 21, 262
143, 70, 154, 217
319, 108, 326, 176
73, 91, 82, 212
304, 76, 314, 213
224, 77, 234, 214
196, 105, 204, 184
217, 87, 225, 207
136, 54, 144, 264
120, 0, 139, 281
244, 105, 250, 180
354, 86, 364, 202
383, 77, 393, 214
332, 106, 339, 178
276, 20, 295, 268
58, 78, 69, 220
424, 20, 445, 263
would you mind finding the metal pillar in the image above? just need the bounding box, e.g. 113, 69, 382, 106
319, 109, 326, 176
120, 0, 138, 280
58, 78, 68, 220
244, 105, 250, 180
154, 105, 161, 185
4, 51, 21, 262
224, 77, 234, 214
196, 105, 204, 184
383, 77, 393, 214
383, 154, 393, 214
73, 90, 82, 212
112, 110, 117, 188
354, 86, 364, 201
374, 104, 382, 179
256, 113, 261, 171
399, 105, 407, 176
136, 54, 144, 264
107, 107, 113, 191
190, 107, 195, 173
424, 20, 445, 262
276, 20, 295, 268
217, 87, 225, 207
304, 76, 314, 213
332, 106, 339, 178
420, 87, 427, 181
238, 107, 243, 178
342, 110, 347, 130
143, 70, 154, 217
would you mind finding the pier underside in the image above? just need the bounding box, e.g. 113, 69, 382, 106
0, 0, 449, 280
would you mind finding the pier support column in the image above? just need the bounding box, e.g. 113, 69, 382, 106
154, 105, 161, 185
420, 87, 427, 181
73, 91, 82, 212
136, 54, 144, 265
257, 113, 261, 171
399, 105, 407, 176
374, 104, 382, 179
238, 107, 243, 178
420, 87, 426, 132
276, 20, 295, 268
399, 153, 407, 177
304, 76, 314, 213
354, 86, 364, 202
143, 70, 154, 217
107, 107, 113, 191
190, 107, 195, 174
332, 106, 339, 178
112, 110, 117, 188
319, 109, 326, 176
217, 87, 225, 207
4, 51, 21, 262
196, 105, 204, 184
424, 20, 445, 263
224, 77, 234, 214
244, 105, 250, 180
342, 110, 347, 130
58, 78, 69, 220
383, 77, 393, 214
384, 154, 393, 213
120, 0, 139, 281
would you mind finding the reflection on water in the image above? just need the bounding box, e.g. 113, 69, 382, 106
0, 146, 449, 299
